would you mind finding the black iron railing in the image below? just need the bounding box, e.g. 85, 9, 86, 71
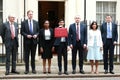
0, 20, 120, 64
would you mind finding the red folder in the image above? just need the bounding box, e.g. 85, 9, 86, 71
54, 27, 68, 37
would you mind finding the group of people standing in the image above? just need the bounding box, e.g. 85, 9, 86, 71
0, 10, 118, 75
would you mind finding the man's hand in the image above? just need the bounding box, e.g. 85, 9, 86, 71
33, 35, 37, 39
113, 41, 117, 45
83, 44, 87, 49
40, 47, 44, 53
27, 35, 32, 39
70, 44, 73, 49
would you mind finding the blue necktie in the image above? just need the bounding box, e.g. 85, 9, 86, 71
107, 23, 112, 38
29, 20, 33, 34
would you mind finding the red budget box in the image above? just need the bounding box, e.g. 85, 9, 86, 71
54, 28, 68, 37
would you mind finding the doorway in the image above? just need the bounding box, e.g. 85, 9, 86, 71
38, 1, 65, 28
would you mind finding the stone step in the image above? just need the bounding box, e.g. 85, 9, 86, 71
0, 73, 120, 79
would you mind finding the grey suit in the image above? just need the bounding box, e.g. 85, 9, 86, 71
1, 21, 19, 72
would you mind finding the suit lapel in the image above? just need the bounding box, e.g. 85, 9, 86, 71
25, 20, 30, 33
80, 23, 82, 35
73, 23, 76, 32
7, 22, 11, 32
112, 23, 114, 33
14, 23, 17, 36
33, 20, 35, 33
105, 23, 107, 32
43, 29, 45, 39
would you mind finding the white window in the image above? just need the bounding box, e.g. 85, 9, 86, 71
0, 0, 3, 25
96, 1, 116, 24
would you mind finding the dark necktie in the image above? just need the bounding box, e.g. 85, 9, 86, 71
76, 23, 80, 41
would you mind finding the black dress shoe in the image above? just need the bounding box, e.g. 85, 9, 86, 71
5, 71, 9, 75
58, 71, 62, 75
110, 71, 115, 74
48, 72, 51, 74
24, 71, 29, 74
64, 71, 69, 75
11, 71, 20, 74
72, 70, 76, 74
80, 70, 85, 74
43, 72, 46, 74
104, 70, 108, 74
32, 70, 36, 74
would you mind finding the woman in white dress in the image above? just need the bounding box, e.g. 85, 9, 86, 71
87, 21, 103, 74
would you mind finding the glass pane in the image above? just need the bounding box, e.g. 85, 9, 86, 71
96, 14, 103, 24
111, 14, 116, 21
0, 0, 3, 10
109, 2, 116, 12
96, 2, 102, 12
103, 2, 109, 12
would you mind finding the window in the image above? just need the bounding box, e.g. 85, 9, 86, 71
96, 1, 116, 24
0, 0, 3, 25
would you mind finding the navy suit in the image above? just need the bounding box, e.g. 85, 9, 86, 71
68, 23, 87, 71
101, 22, 118, 72
21, 19, 39, 72
54, 36, 68, 72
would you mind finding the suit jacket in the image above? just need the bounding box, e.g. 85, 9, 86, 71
68, 23, 87, 46
21, 19, 39, 44
1, 21, 19, 48
39, 28, 54, 48
54, 37, 68, 46
87, 30, 103, 47
100, 22, 118, 45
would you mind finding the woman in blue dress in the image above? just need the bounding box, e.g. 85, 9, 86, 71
87, 21, 103, 74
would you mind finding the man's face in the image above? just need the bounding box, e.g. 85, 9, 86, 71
9, 16, 15, 23
27, 11, 33, 19
105, 16, 112, 23
75, 16, 81, 23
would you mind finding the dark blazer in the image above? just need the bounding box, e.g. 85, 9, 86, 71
1, 21, 19, 48
54, 37, 68, 46
39, 28, 54, 48
21, 19, 39, 44
68, 23, 87, 46
100, 22, 118, 45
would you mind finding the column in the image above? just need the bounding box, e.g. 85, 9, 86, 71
26, 0, 38, 21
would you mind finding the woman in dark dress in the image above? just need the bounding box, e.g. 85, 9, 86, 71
39, 20, 54, 73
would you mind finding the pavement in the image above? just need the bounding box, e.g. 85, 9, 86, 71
0, 56, 120, 80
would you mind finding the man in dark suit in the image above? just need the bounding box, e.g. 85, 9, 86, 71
68, 15, 87, 74
21, 10, 39, 74
101, 15, 118, 74
1, 14, 19, 75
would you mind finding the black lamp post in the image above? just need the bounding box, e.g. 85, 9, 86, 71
84, 0, 86, 23
24, 0, 26, 20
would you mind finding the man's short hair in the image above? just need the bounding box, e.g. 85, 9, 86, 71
27, 10, 33, 15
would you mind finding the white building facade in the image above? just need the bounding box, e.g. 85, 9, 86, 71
0, 0, 120, 61
1, 0, 120, 26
